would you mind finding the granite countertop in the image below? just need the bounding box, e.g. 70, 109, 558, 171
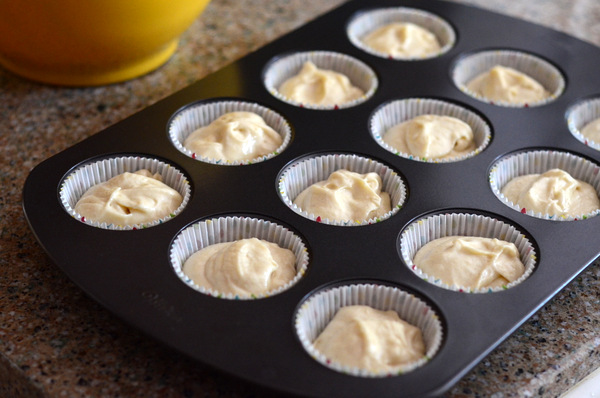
2, 0, 600, 397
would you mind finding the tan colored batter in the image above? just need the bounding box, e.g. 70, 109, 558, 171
466, 65, 549, 105
413, 236, 525, 289
182, 238, 296, 297
363, 22, 441, 58
74, 169, 183, 226
183, 111, 282, 161
581, 117, 600, 143
383, 114, 475, 159
278, 61, 364, 106
501, 168, 600, 216
293, 169, 391, 222
313, 305, 425, 373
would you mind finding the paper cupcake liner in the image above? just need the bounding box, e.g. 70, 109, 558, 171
566, 97, 600, 151
400, 212, 537, 293
294, 281, 443, 377
452, 50, 565, 107
263, 51, 378, 110
347, 7, 455, 60
489, 149, 600, 221
278, 153, 406, 226
60, 156, 190, 230
170, 216, 309, 300
168, 100, 292, 166
370, 97, 491, 163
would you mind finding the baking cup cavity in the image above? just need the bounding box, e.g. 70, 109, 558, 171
278, 153, 406, 226
566, 96, 600, 151
489, 150, 600, 221
294, 281, 443, 377
370, 98, 491, 162
170, 216, 309, 300
400, 212, 537, 293
452, 50, 565, 107
347, 7, 455, 60
168, 100, 292, 165
263, 51, 378, 110
60, 156, 190, 230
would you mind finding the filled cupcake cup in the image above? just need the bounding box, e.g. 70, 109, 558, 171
60, 155, 190, 230
263, 51, 378, 110
294, 281, 443, 377
168, 99, 292, 166
490, 149, 600, 221
370, 97, 492, 163
170, 216, 309, 300
452, 50, 565, 108
278, 153, 406, 226
400, 212, 537, 293
346, 7, 455, 60
566, 96, 600, 152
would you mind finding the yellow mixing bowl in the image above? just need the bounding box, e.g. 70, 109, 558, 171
0, 0, 211, 86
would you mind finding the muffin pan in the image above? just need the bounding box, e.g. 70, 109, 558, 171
22, 0, 600, 397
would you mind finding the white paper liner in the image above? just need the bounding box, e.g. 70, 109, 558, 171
263, 51, 378, 110
489, 150, 600, 221
294, 282, 443, 377
347, 7, 455, 60
400, 212, 537, 293
168, 100, 292, 165
452, 50, 565, 108
170, 216, 309, 300
566, 97, 600, 151
278, 153, 406, 226
60, 156, 190, 230
370, 98, 491, 163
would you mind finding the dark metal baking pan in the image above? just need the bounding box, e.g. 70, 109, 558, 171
23, 0, 600, 396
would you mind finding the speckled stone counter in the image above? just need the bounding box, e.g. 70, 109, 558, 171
2, 0, 600, 397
